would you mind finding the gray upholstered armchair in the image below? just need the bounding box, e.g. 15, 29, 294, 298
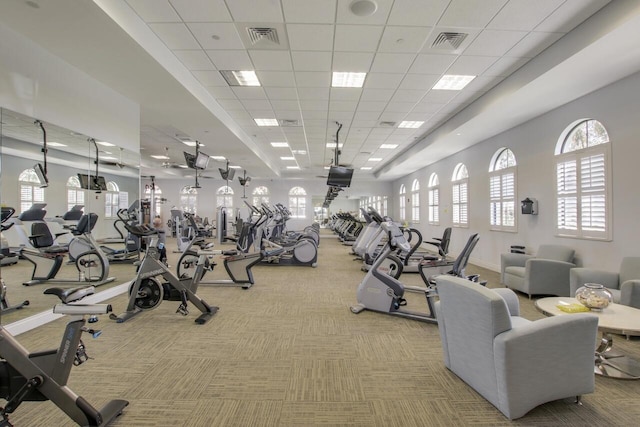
570, 257, 640, 309
434, 276, 598, 420
501, 245, 575, 297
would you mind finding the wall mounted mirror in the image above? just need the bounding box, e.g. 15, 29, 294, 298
0, 108, 140, 326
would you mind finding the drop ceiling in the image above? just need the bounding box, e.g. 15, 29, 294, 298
3, 0, 634, 183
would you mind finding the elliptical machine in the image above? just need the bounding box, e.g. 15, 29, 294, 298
109, 224, 218, 325
0, 285, 128, 426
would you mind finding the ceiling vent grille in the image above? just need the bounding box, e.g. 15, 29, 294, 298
432, 32, 468, 50
247, 27, 279, 45
279, 119, 299, 127
379, 121, 397, 127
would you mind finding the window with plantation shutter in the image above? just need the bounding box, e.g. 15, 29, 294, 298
19, 169, 46, 213
105, 181, 120, 219
555, 119, 611, 240
489, 148, 517, 231
428, 173, 439, 225
180, 186, 198, 214
288, 186, 306, 218
66, 176, 86, 212
411, 179, 420, 223
399, 184, 406, 221
452, 164, 469, 227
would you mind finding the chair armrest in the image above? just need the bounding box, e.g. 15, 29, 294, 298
491, 288, 520, 316
501, 253, 532, 282
570, 268, 619, 296
526, 259, 576, 296
620, 279, 640, 309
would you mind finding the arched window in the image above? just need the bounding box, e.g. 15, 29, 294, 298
144, 184, 163, 219
382, 196, 388, 216
555, 119, 611, 240
180, 186, 198, 214
105, 181, 120, 219
399, 184, 406, 221
289, 186, 307, 218
489, 148, 517, 231
452, 163, 469, 227
252, 186, 270, 207
19, 168, 46, 213
428, 173, 439, 225
66, 176, 86, 212
217, 186, 234, 209
411, 179, 420, 223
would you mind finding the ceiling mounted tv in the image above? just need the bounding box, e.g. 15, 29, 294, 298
326, 165, 354, 188
183, 151, 196, 169
77, 173, 107, 191
195, 151, 210, 169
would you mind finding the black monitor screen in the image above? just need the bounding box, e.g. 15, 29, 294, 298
77, 173, 107, 191
326, 166, 354, 188
195, 151, 210, 169
183, 151, 197, 169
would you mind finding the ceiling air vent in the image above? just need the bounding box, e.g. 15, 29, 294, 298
279, 119, 299, 127
247, 27, 279, 46
379, 121, 397, 127
432, 32, 468, 50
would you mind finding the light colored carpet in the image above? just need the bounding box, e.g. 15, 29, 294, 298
3, 230, 640, 426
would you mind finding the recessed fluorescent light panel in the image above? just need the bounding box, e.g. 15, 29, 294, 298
229, 165, 242, 169
182, 141, 203, 147
433, 75, 476, 90
254, 118, 279, 127
369, 158, 382, 162
380, 144, 398, 149
270, 142, 289, 148
292, 150, 307, 155
96, 141, 115, 147
280, 156, 295, 160
47, 142, 67, 147
101, 156, 118, 161
287, 166, 300, 170
326, 142, 344, 148
151, 155, 170, 160
209, 156, 226, 161
361, 167, 372, 170
220, 70, 261, 87
332, 72, 366, 88
398, 121, 424, 129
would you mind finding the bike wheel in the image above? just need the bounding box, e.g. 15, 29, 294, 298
177, 251, 209, 281
75, 251, 106, 282
130, 277, 164, 310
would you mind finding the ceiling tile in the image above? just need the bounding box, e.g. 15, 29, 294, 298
294, 71, 331, 87
357, 101, 387, 112
487, 0, 565, 31
410, 102, 445, 114
301, 110, 328, 120
206, 85, 237, 99
463, 30, 528, 56
217, 98, 245, 110
409, 53, 457, 74
329, 100, 359, 111
303, 119, 329, 127
249, 50, 293, 70
241, 99, 273, 110
384, 102, 416, 113
351, 120, 378, 127
287, 24, 334, 51
387, 0, 449, 26
378, 26, 432, 53
264, 87, 299, 100
354, 111, 382, 121
535, 0, 610, 33
505, 32, 564, 58
437, 0, 509, 28
206, 50, 253, 69
391, 89, 426, 103
332, 52, 374, 72
169, 0, 233, 22
191, 70, 227, 86
334, 25, 384, 52
330, 87, 363, 101
461, 75, 504, 93
227, 110, 253, 120
379, 112, 408, 122
370, 53, 416, 73
282, 0, 337, 23
399, 74, 440, 90
127, 0, 181, 22
187, 23, 244, 50
330, 111, 356, 121
360, 88, 395, 102
274, 110, 302, 120
483, 56, 530, 76
421, 90, 460, 103
173, 50, 215, 70
149, 23, 200, 49
336, 0, 394, 24
231, 86, 267, 100
299, 100, 328, 111
364, 73, 404, 89
225, 0, 284, 22
291, 51, 332, 71
297, 87, 330, 100
446, 55, 499, 75
256, 71, 295, 87
271, 100, 300, 110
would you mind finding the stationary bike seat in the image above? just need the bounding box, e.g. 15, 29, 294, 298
44, 285, 95, 303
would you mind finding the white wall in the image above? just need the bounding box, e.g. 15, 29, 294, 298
392, 70, 640, 273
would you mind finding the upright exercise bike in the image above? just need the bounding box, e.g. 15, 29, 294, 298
109, 224, 218, 325
0, 285, 128, 426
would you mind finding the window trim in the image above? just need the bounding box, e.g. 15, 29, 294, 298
428, 173, 439, 225
451, 164, 469, 228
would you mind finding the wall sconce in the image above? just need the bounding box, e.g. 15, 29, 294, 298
521, 197, 538, 215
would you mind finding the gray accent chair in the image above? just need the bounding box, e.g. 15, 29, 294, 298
434, 276, 598, 420
501, 245, 576, 297
570, 257, 640, 309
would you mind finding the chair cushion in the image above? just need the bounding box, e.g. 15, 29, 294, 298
619, 257, 640, 284
536, 245, 574, 262
504, 266, 526, 278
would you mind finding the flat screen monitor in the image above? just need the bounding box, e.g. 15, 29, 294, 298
195, 151, 210, 169
34, 163, 49, 188
219, 168, 236, 181
77, 173, 107, 191
183, 151, 197, 169
326, 166, 353, 188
